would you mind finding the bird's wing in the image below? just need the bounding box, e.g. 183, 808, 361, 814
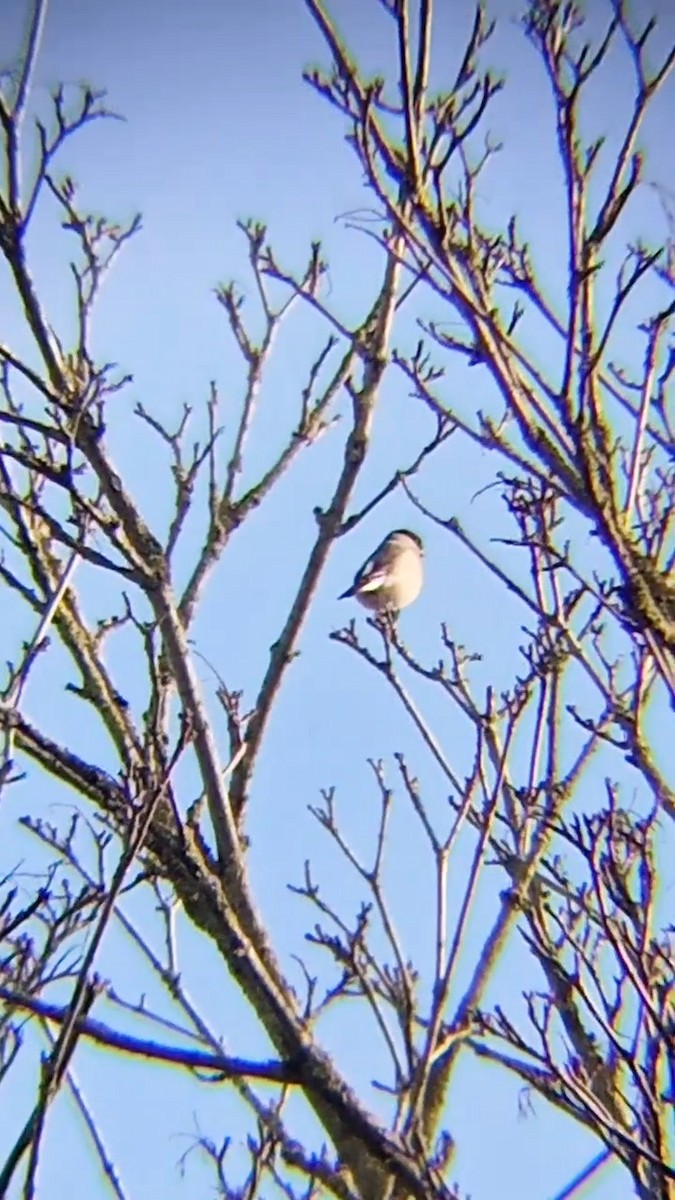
355, 566, 390, 593
337, 583, 357, 599
340, 538, 392, 598
353, 551, 380, 587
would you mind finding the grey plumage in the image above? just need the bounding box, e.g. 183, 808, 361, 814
338, 529, 424, 613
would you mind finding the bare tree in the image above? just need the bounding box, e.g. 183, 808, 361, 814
0, 2, 673, 1199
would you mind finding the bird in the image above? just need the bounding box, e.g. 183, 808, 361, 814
338, 529, 424, 615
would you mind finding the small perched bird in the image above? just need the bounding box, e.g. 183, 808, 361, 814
338, 529, 424, 614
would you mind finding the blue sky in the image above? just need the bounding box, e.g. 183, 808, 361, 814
1, 1, 673, 1198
